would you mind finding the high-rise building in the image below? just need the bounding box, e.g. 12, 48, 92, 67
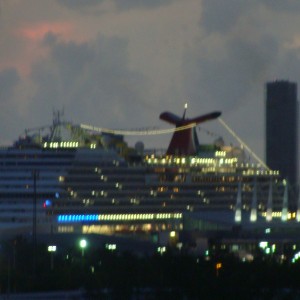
266, 80, 298, 195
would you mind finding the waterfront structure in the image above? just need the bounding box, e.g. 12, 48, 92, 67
0, 109, 294, 240
265, 80, 299, 202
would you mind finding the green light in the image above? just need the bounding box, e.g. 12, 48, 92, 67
80, 239, 87, 249
259, 241, 268, 249
265, 228, 271, 234
79, 239, 87, 257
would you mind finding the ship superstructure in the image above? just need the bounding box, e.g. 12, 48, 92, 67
0, 110, 291, 237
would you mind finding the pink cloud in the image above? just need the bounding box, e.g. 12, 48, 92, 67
18, 21, 74, 41
7, 22, 75, 76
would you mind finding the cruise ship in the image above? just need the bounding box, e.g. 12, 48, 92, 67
0, 109, 290, 239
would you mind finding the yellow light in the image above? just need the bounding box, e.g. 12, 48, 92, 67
48, 245, 56, 252
170, 231, 176, 237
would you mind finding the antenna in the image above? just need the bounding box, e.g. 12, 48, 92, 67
182, 103, 188, 119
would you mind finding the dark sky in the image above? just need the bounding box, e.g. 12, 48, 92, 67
1, 0, 300, 161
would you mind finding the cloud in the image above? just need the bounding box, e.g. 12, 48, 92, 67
0, 68, 24, 144
201, 0, 253, 34
0, 68, 20, 103
2, 0, 300, 155
18, 22, 73, 42
57, 0, 174, 11
182, 32, 279, 115
30, 33, 148, 130
179, 0, 300, 158
57, 0, 103, 9
195, 0, 300, 117
263, 0, 300, 12
113, 0, 174, 10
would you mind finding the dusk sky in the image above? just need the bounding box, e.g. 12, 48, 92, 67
1, 0, 300, 161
